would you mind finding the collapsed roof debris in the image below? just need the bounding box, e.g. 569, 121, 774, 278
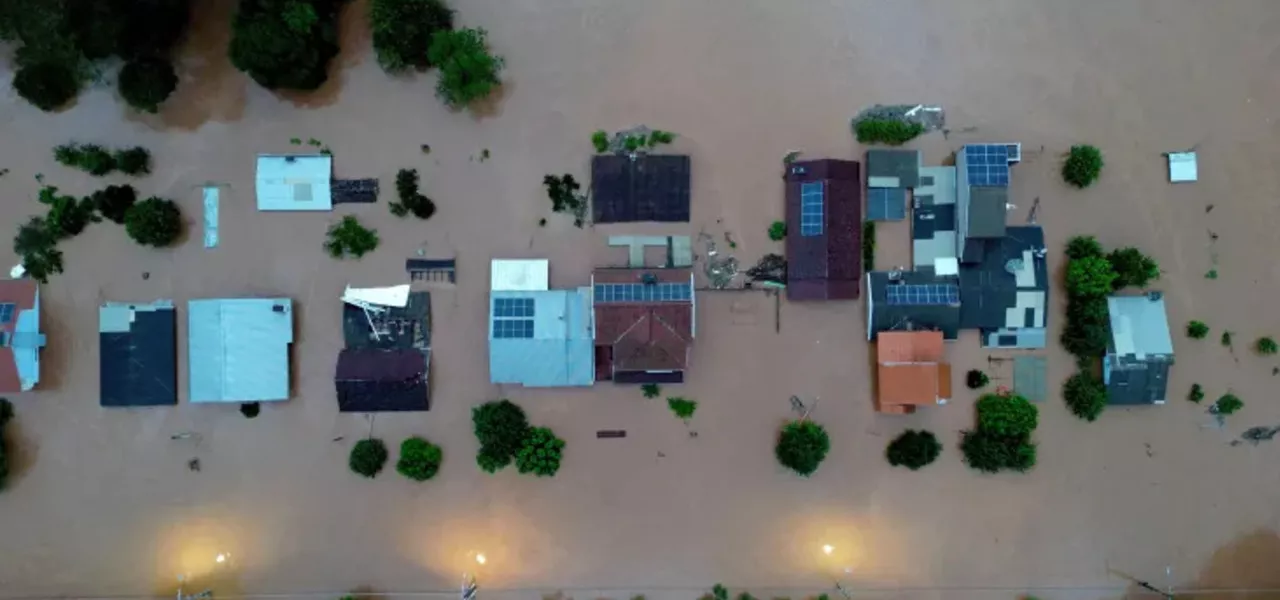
698, 232, 739, 289
746, 253, 786, 286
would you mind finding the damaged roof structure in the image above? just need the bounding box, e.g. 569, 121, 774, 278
337, 284, 431, 412
488, 260, 595, 387
0, 279, 43, 393
592, 268, 695, 384
783, 159, 862, 300
99, 301, 177, 407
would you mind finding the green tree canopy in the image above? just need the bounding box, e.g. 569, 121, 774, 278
427, 27, 504, 109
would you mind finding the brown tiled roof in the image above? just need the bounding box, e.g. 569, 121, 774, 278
784, 159, 863, 300
0, 279, 37, 393
595, 304, 692, 372
876, 331, 949, 410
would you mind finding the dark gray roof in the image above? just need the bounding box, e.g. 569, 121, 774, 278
99, 303, 177, 407
958, 226, 1048, 331
866, 149, 920, 188
967, 186, 1008, 239
867, 271, 962, 340
342, 291, 431, 350
1106, 359, 1171, 405
591, 155, 691, 223
335, 348, 430, 412
912, 203, 956, 241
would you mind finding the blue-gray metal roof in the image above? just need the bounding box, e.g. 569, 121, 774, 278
189, 298, 294, 402
255, 155, 332, 211
488, 288, 594, 387
1108, 295, 1174, 358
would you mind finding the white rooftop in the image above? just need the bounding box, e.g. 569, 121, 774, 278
342, 284, 410, 308
256, 154, 333, 211
1168, 151, 1197, 183
491, 259, 549, 291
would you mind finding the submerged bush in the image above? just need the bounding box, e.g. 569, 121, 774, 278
853, 118, 924, 146
591, 130, 609, 153
13, 217, 65, 283
768, 221, 786, 241
119, 56, 178, 113
961, 430, 1036, 474
54, 143, 116, 176
667, 397, 697, 421
515, 427, 565, 477
396, 436, 443, 481
370, 0, 454, 72
775, 420, 830, 477
1063, 144, 1104, 188
1108, 247, 1159, 289
1064, 235, 1104, 261
324, 215, 379, 259
427, 27, 504, 109
389, 168, 436, 219
472, 399, 529, 472
125, 197, 182, 247
975, 393, 1038, 437
965, 369, 989, 389
91, 184, 138, 224
13, 62, 79, 112
1186, 321, 1209, 340
349, 438, 389, 477
229, 0, 346, 91
39, 185, 99, 239
114, 147, 152, 176
885, 430, 941, 470
1257, 337, 1278, 356
1213, 393, 1243, 416
1063, 372, 1107, 422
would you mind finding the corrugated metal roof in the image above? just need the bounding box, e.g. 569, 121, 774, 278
488, 288, 594, 387
189, 298, 294, 402
1108, 295, 1174, 358
491, 259, 549, 291
255, 155, 332, 211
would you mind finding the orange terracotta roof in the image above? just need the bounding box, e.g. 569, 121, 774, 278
876, 331, 949, 412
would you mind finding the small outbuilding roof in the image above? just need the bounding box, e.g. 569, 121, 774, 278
1108, 294, 1174, 358
256, 154, 332, 211
189, 298, 294, 403
99, 301, 177, 407
591, 155, 691, 223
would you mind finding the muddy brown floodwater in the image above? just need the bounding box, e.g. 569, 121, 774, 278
2, 1, 1280, 599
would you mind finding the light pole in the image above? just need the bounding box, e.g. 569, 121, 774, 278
462, 552, 485, 600
820, 544, 853, 599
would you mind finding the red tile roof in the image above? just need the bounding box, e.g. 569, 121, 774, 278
876, 331, 951, 412
593, 269, 694, 374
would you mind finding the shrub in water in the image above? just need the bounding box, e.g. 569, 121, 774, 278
240, 402, 260, 418
119, 57, 178, 113
1107, 247, 1159, 289
591, 130, 609, 153
1257, 337, 1278, 356
965, 369, 989, 389
1063, 144, 1104, 188
229, 0, 346, 91
114, 147, 152, 176
125, 197, 183, 247
641, 383, 660, 399
768, 221, 786, 241
515, 427, 565, 477
975, 393, 1038, 436
853, 118, 924, 145
472, 399, 530, 472
92, 185, 138, 224
775, 420, 830, 477
349, 438, 389, 478
885, 429, 941, 470
370, 0, 454, 72
1064, 235, 1104, 260
1063, 372, 1107, 422
1213, 393, 1243, 416
1186, 321, 1209, 340
1188, 383, 1204, 403
960, 430, 1036, 473
667, 397, 697, 421
324, 215, 379, 259
13, 62, 79, 112
427, 27, 504, 109
397, 436, 443, 481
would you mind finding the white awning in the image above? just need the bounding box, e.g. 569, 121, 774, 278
342, 284, 410, 308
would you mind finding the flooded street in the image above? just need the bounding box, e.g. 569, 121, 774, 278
2, 0, 1280, 598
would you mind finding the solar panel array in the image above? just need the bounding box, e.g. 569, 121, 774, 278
594, 283, 692, 303
0, 303, 13, 324
885, 284, 960, 306
800, 181, 824, 236
866, 188, 906, 221
492, 298, 535, 339
964, 144, 1011, 187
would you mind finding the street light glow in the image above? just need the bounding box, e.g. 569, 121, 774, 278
822, 544, 834, 556
475, 553, 487, 565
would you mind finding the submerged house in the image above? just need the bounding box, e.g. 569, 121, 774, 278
592, 268, 695, 384
1105, 293, 1174, 405
875, 330, 951, 414
0, 279, 44, 392
591, 155, 691, 223
99, 301, 177, 407
188, 298, 294, 403
488, 259, 595, 387
336, 285, 431, 412
256, 154, 332, 211
784, 159, 862, 300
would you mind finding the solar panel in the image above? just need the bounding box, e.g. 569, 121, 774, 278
800, 181, 824, 236
594, 283, 692, 303
885, 284, 960, 306
492, 318, 534, 339
492, 298, 534, 318
0, 303, 13, 324
964, 144, 1012, 187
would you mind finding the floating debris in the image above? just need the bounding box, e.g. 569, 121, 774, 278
1240, 425, 1280, 445
698, 232, 739, 289
420, 144, 431, 155
746, 253, 786, 286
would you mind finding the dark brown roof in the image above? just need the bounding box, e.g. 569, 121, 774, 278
594, 297, 693, 373
335, 348, 429, 412
784, 159, 863, 300
591, 155, 691, 223
0, 279, 36, 392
